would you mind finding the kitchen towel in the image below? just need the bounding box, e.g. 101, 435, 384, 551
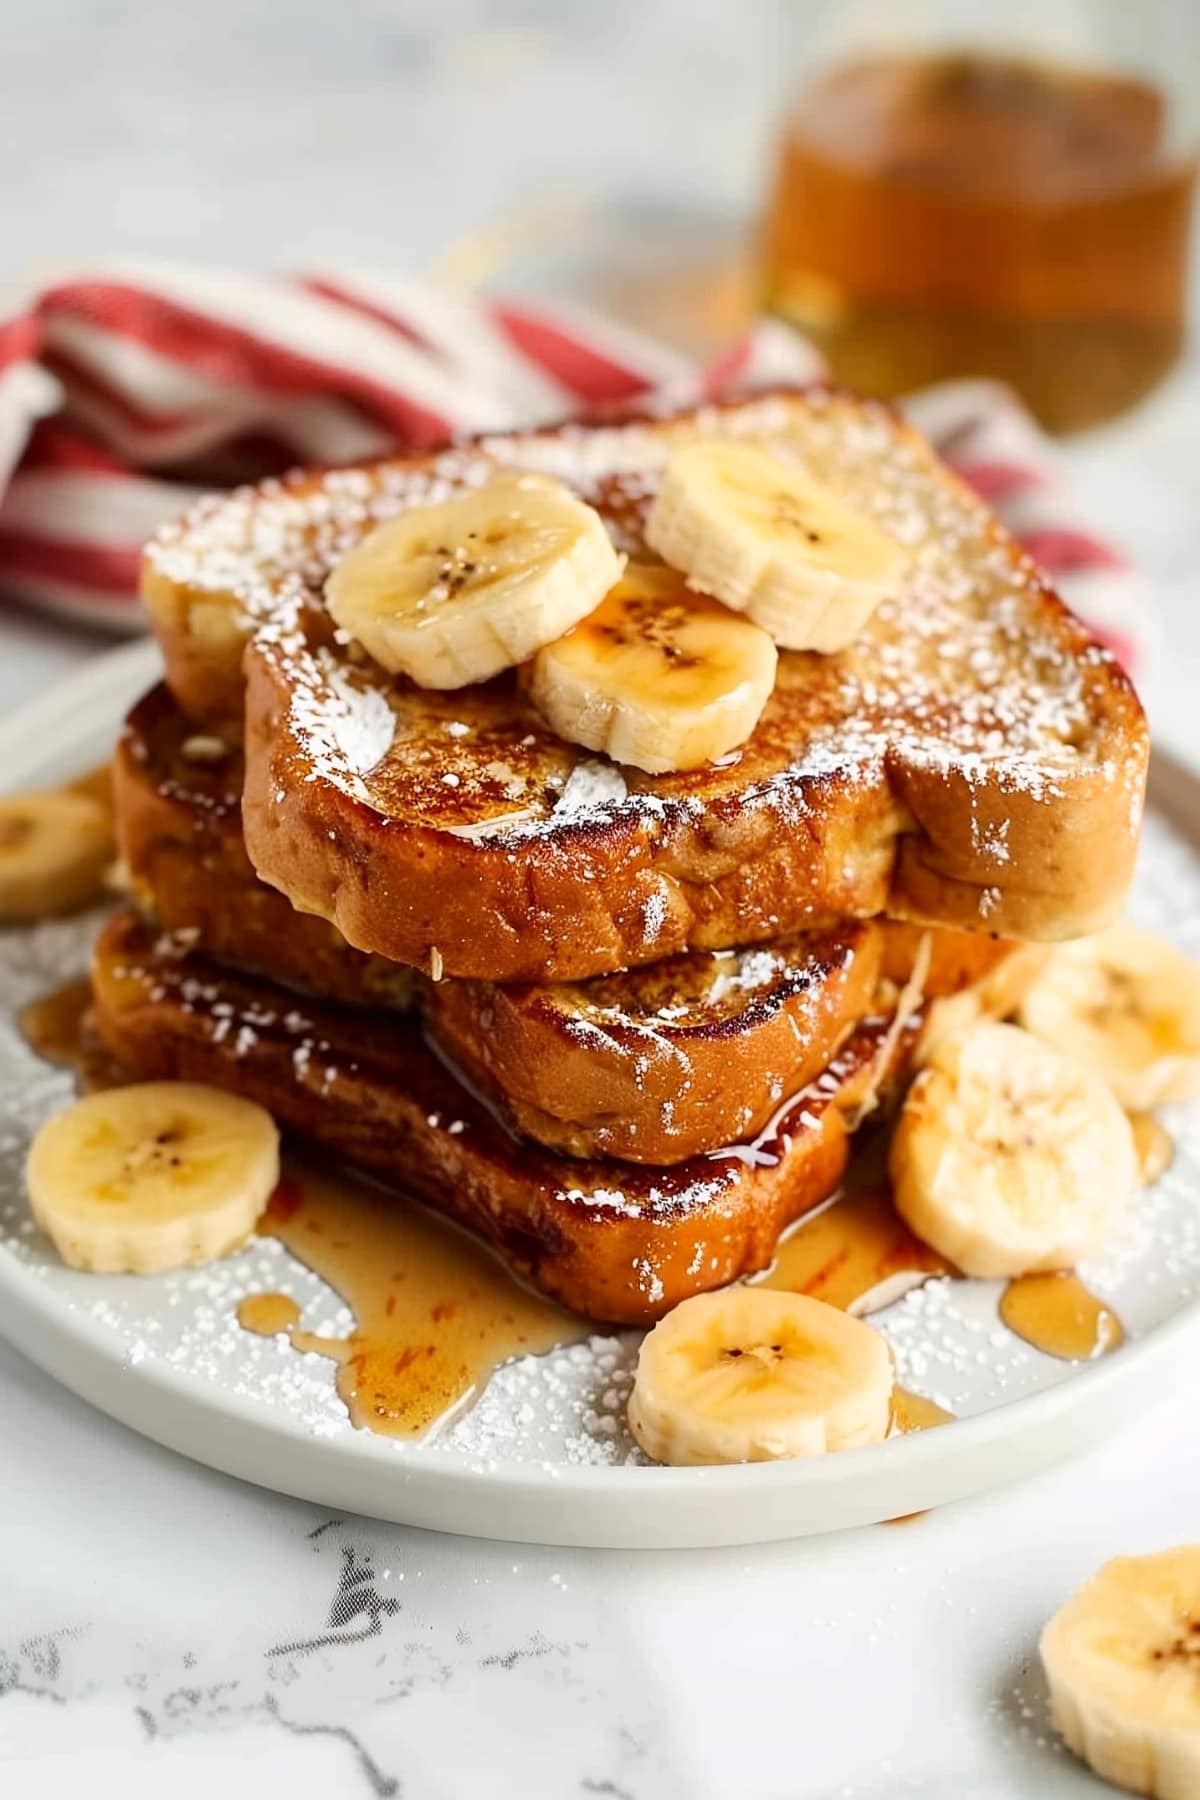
0, 261, 1146, 672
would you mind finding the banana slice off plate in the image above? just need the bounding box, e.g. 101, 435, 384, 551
1042, 1547, 1200, 1799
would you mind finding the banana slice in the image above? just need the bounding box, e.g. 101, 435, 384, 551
1020, 923, 1200, 1112
0, 790, 114, 922
529, 562, 777, 774
326, 472, 624, 689
1040, 1547, 1200, 1798
645, 440, 908, 651
627, 1287, 893, 1465
889, 1021, 1135, 1279
27, 1082, 280, 1274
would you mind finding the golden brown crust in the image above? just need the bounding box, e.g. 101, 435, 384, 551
117, 682, 1040, 1164
114, 685, 414, 1012
878, 921, 1020, 994
426, 924, 884, 1163
137, 386, 1144, 979
91, 911, 902, 1324
242, 637, 912, 981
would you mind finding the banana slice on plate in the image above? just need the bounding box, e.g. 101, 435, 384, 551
1041, 1547, 1200, 1798
0, 790, 114, 922
326, 472, 624, 689
27, 1082, 280, 1274
645, 439, 909, 652
627, 1287, 893, 1465
1020, 923, 1200, 1111
529, 562, 777, 774
889, 1021, 1135, 1279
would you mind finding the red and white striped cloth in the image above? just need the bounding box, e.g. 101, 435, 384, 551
0, 259, 1147, 672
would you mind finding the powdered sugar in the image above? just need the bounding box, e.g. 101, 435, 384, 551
151, 392, 1145, 907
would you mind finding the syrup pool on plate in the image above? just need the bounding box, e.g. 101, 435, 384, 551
244, 1158, 587, 1438
18, 978, 121, 1092
890, 1388, 955, 1434
999, 1271, 1125, 1362
758, 1182, 951, 1313
757, 1151, 1126, 1373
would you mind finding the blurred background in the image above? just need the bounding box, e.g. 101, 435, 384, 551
4, 0, 777, 270
3, 0, 1200, 730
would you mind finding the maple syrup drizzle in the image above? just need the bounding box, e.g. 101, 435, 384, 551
16, 959, 1139, 1439
758, 1184, 952, 1313
236, 1292, 301, 1337
18, 977, 120, 1091
1130, 1112, 1175, 1187
883, 1389, 956, 1522
890, 1387, 955, 1434
999, 1271, 1125, 1362
19, 978, 93, 1067
248, 1158, 586, 1438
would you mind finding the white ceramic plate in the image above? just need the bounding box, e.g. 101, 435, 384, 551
3, 639, 1200, 1550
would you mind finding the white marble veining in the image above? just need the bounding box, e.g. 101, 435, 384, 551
4, 1336, 1200, 1799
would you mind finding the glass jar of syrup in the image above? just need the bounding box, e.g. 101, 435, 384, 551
762, 3, 1199, 430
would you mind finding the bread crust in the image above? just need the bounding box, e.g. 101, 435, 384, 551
425, 925, 884, 1163
114, 685, 414, 1011
91, 911, 904, 1324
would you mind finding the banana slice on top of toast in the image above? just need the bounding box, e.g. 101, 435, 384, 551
628, 1287, 894, 1465
889, 1020, 1135, 1278
646, 439, 909, 652
529, 561, 777, 774
327, 471, 624, 689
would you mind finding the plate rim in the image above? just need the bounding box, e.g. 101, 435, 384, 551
1, 637, 1197, 1547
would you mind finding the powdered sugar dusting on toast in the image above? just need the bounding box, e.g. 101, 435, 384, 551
558, 936, 841, 1036
289, 654, 396, 795
147, 389, 1146, 870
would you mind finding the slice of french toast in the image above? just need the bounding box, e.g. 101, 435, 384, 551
114, 684, 415, 1012
142, 387, 1148, 982
90, 910, 904, 1324
424, 927, 1040, 1165
115, 681, 1039, 1164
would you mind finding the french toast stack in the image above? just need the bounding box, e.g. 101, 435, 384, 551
93, 388, 1149, 1323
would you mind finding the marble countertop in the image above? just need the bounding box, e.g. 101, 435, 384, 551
5, 3, 1200, 1789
